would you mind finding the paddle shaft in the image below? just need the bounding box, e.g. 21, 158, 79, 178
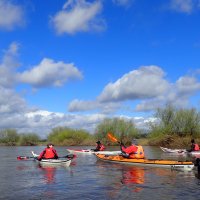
17, 154, 75, 160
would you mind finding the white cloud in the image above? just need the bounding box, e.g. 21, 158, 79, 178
169, 0, 194, 13
68, 99, 122, 114
51, 0, 105, 34
0, 0, 24, 30
176, 76, 200, 95
18, 58, 83, 88
0, 42, 20, 87
68, 66, 200, 114
98, 66, 169, 102
135, 75, 200, 112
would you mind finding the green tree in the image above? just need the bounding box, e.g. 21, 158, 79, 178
0, 129, 19, 145
95, 118, 139, 144
18, 133, 40, 146
47, 127, 91, 145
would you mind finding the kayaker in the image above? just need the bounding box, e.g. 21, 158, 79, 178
187, 139, 200, 152
120, 139, 145, 159
37, 143, 59, 161
91, 141, 106, 152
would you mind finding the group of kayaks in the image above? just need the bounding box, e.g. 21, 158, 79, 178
22, 147, 200, 171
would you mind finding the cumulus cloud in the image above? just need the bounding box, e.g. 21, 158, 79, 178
18, 58, 83, 88
0, 0, 25, 30
98, 66, 169, 102
0, 43, 87, 137
68, 65, 200, 114
0, 42, 20, 87
51, 0, 105, 34
68, 99, 122, 114
135, 75, 200, 112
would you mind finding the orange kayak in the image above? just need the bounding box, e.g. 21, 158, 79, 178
95, 153, 194, 171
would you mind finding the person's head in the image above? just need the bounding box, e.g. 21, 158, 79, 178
191, 139, 195, 143
132, 139, 138, 145
96, 141, 101, 144
47, 143, 54, 148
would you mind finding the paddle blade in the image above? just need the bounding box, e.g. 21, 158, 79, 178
64, 154, 77, 159
107, 132, 118, 142
17, 156, 28, 160
17, 156, 34, 160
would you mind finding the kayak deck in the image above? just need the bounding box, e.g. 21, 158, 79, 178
66, 149, 121, 155
95, 154, 194, 171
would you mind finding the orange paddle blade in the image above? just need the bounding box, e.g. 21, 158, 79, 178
107, 132, 118, 142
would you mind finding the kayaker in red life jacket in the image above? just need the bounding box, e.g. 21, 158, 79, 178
37, 143, 59, 161
187, 139, 200, 152
91, 141, 105, 152
120, 139, 145, 159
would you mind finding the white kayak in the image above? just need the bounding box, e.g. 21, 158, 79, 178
160, 147, 200, 156
31, 151, 71, 166
66, 148, 121, 155
160, 147, 186, 154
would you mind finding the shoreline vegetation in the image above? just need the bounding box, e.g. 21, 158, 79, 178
1, 105, 200, 149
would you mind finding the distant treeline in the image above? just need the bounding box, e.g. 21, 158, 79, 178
1, 105, 200, 147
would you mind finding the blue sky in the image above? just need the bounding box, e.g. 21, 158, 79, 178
1, 0, 200, 138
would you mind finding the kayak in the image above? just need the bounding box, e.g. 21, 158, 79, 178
160, 147, 200, 156
160, 147, 186, 154
31, 151, 71, 166
66, 148, 121, 155
95, 153, 194, 171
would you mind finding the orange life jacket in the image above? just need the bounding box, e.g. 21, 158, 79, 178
129, 145, 145, 159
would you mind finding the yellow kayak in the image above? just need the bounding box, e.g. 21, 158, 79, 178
95, 153, 194, 171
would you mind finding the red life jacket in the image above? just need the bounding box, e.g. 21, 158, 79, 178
122, 145, 145, 159
99, 144, 105, 151
121, 144, 138, 154
194, 144, 200, 151
39, 148, 58, 159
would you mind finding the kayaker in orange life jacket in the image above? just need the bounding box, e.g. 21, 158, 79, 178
37, 143, 59, 161
120, 139, 145, 159
91, 141, 105, 152
187, 139, 200, 152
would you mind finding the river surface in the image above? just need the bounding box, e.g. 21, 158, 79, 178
0, 146, 200, 200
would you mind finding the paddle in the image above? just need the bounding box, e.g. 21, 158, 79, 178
17, 154, 76, 160
107, 132, 120, 144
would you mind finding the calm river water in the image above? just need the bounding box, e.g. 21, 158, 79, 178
0, 146, 200, 200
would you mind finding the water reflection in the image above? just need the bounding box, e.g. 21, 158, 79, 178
38, 165, 57, 184
121, 166, 145, 192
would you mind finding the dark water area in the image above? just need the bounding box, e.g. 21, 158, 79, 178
1, 146, 200, 200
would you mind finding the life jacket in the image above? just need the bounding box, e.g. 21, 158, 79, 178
194, 144, 200, 151
39, 148, 58, 159
129, 145, 145, 159
99, 144, 105, 151
121, 144, 138, 154
96, 144, 105, 151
